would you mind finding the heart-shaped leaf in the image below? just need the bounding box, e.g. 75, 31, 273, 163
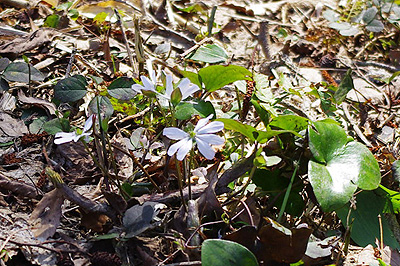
201, 239, 259, 266
54, 75, 87, 102
107, 77, 136, 100
308, 121, 381, 211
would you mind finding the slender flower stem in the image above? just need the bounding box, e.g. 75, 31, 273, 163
175, 156, 187, 211
81, 140, 108, 179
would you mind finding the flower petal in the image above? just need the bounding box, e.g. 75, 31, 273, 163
54, 132, 76, 144
194, 114, 213, 132
132, 84, 144, 93
167, 138, 192, 160
176, 138, 192, 161
163, 127, 189, 140
178, 78, 199, 100
196, 134, 225, 145
141, 76, 156, 92
83, 114, 94, 133
196, 137, 215, 160
165, 74, 173, 99
196, 121, 224, 134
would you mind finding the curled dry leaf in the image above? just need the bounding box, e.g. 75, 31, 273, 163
18, 90, 56, 115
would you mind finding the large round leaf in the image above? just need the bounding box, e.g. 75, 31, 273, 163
308, 141, 381, 212
201, 239, 259, 266
107, 77, 136, 100
54, 75, 87, 102
308, 120, 347, 163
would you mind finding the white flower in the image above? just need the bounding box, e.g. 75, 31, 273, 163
54, 114, 95, 145
164, 74, 199, 101
131, 70, 157, 93
163, 115, 224, 160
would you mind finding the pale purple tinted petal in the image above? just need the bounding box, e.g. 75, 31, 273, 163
150, 70, 157, 84
167, 138, 191, 157
196, 121, 224, 134
163, 127, 189, 140
165, 74, 173, 99
196, 137, 215, 160
194, 114, 212, 132
176, 138, 192, 161
83, 114, 94, 133
54, 132, 76, 144
181, 84, 200, 100
196, 134, 224, 145
178, 78, 199, 100
141, 76, 155, 91
132, 84, 144, 93
73, 134, 83, 142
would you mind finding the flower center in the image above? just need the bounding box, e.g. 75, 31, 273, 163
189, 131, 196, 139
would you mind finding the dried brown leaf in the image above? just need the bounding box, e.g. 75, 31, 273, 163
30, 189, 64, 240
18, 90, 56, 115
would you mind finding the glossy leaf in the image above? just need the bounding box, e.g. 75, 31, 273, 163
54, 75, 87, 102
187, 44, 228, 63
308, 121, 381, 211
3, 62, 44, 83
201, 239, 259, 266
107, 77, 136, 100
308, 120, 347, 163
199, 65, 252, 92
366, 19, 385, 32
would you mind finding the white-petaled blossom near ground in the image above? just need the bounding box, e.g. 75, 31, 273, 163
163, 115, 225, 161
54, 114, 95, 145
131, 69, 199, 102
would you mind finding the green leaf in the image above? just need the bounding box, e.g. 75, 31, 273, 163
43, 118, 70, 134
0, 77, 9, 91
170, 88, 182, 107
175, 100, 214, 120
3, 62, 44, 83
54, 75, 87, 102
0, 58, 10, 71
308, 127, 381, 211
336, 190, 400, 249
376, 185, 400, 214
44, 14, 60, 28
366, 19, 385, 32
217, 118, 258, 141
218, 118, 296, 143
89, 96, 114, 118
201, 239, 259, 266
107, 77, 136, 100
251, 99, 270, 126
362, 7, 378, 24
269, 115, 309, 132
187, 44, 228, 63
179, 70, 202, 88
308, 120, 347, 163
199, 65, 252, 92
334, 69, 354, 104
